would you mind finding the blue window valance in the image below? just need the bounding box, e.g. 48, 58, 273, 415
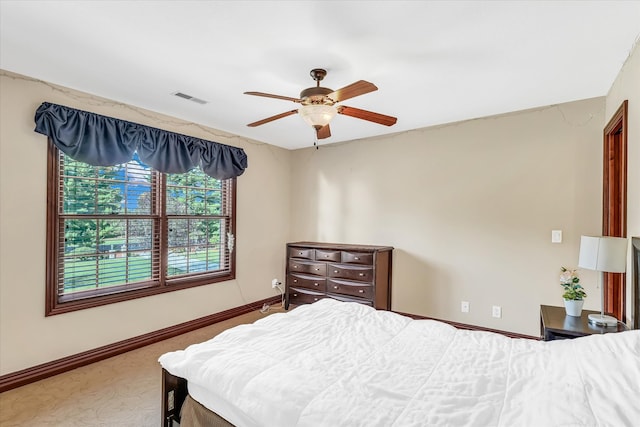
34, 102, 248, 180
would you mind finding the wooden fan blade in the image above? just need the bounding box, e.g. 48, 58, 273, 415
316, 124, 331, 139
337, 106, 397, 126
247, 110, 298, 127
244, 92, 302, 103
327, 80, 377, 103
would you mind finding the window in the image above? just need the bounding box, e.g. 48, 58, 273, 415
46, 144, 236, 315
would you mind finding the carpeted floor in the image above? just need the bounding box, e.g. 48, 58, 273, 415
0, 307, 283, 427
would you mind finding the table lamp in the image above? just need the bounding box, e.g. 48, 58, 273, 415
578, 235, 628, 327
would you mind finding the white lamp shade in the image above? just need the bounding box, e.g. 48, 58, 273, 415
578, 235, 628, 273
298, 104, 337, 128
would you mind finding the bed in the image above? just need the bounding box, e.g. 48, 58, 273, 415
159, 299, 640, 426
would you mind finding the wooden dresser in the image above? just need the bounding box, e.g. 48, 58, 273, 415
285, 242, 393, 310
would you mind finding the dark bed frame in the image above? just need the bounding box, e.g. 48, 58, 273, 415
162, 368, 188, 427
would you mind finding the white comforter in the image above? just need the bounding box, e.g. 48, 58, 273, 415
159, 299, 640, 427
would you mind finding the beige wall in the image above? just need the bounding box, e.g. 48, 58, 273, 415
606, 40, 640, 327
0, 71, 291, 375
2, 40, 637, 375
290, 98, 606, 336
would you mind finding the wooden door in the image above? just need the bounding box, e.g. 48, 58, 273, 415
602, 100, 627, 321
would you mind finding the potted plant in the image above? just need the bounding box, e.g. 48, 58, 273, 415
560, 267, 587, 316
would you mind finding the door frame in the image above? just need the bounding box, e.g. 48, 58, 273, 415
602, 100, 628, 321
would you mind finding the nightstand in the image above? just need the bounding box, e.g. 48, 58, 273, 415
540, 305, 629, 341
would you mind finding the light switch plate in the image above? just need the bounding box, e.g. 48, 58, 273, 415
551, 230, 562, 243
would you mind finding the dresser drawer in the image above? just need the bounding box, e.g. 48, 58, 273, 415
289, 288, 326, 305
327, 278, 373, 299
289, 259, 326, 276
315, 249, 341, 262
328, 263, 373, 282
288, 274, 326, 292
341, 251, 373, 265
289, 247, 315, 260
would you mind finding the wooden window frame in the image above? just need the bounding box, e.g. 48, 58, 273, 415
45, 142, 236, 316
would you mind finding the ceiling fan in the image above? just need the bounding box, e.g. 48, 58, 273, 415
244, 68, 397, 140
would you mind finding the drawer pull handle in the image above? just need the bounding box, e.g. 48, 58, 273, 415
314, 283, 319, 286
294, 265, 298, 268
358, 290, 365, 293
333, 286, 339, 289
355, 257, 360, 260
359, 273, 365, 277
299, 252, 303, 255
314, 298, 318, 301
334, 270, 339, 273
325, 255, 329, 258
293, 293, 298, 297
293, 280, 297, 283
315, 268, 320, 271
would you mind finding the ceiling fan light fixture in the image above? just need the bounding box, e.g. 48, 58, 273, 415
298, 104, 337, 128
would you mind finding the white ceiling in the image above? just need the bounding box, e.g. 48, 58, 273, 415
1, 1, 639, 150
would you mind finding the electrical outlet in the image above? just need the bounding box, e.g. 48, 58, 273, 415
492, 305, 502, 318
461, 301, 470, 313
271, 278, 281, 288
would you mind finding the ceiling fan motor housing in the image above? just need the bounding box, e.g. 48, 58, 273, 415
299, 87, 334, 105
